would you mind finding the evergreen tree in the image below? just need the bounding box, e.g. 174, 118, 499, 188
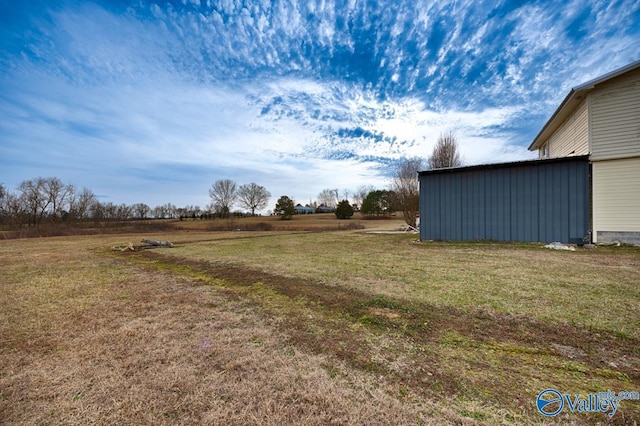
360, 190, 394, 217
274, 195, 295, 220
335, 199, 354, 219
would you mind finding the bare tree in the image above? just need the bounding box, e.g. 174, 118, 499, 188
68, 186, 96, 220
341, 189, 351, 203
352, 185, 375, 210
18, 178, 50, 226
44, 177, 72, 222
153, 205, 167, 219
0, 184, 5, 223
117, 203, 133, 220
88, 200, 104, 222
317, 188, 339, 208
154, 203, 181, 219
238, 183, 271, 216
0, 186, 28, 226
428, 131, 462, 169
15, 177, 76, 224
102, 202, 118, 220
390, 157, 425, 228
3, 192, 27, 226
209, 179, 238, 218
133, 203, 151, 219
190, 205, 202, 218
167, 203, 178, 218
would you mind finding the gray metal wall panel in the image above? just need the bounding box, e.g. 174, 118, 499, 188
419, 158, 590, 243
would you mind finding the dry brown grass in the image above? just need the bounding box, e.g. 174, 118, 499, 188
0, 235, 461, 425
0, 213, 387, 240
1, 226, 638, 425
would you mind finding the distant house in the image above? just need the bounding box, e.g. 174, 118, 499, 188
294, 204, 315, 215
419, 60, 640, 244
528, 60, 640, 244
315, 205, 336, 213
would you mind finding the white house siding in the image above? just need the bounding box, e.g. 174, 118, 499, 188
592, 157, 640, 243
545, 99, 589, 158
589, 69, 640, 161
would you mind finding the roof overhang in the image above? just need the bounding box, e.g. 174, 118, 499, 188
418, 155, 590, 177
528, 59, 640, 152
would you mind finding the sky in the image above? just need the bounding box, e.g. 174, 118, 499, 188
1, 0, 639, 212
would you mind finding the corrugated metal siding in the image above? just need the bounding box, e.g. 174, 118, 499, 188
419, 157, 590, 243
548, 99, 589, 158
590, 69, 640, 160
592, 157, 640, 240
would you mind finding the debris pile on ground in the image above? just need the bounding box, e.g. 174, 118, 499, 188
396, 224, 419, 233
113, 242, 136, 252
544, 242, 576, 251
111, 240, 174, 251
141, 239, 174, 247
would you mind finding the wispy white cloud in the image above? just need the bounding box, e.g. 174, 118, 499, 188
1, 0, 638, 209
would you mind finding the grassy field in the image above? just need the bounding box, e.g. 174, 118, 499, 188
1, 216, 639, 425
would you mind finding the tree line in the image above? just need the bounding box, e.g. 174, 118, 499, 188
0, 177, 207, 227
2, 132, 461, 228
0, 177, 96, 227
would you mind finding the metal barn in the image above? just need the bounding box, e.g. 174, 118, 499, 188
418, 156, 590, 243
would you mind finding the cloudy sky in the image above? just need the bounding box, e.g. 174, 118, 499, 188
1, 0, 639, 211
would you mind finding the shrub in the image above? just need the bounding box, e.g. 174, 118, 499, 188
274, 196, 295, 220
335, 200, 354, 219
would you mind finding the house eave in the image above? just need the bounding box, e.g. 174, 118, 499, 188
527, 59, 640, 152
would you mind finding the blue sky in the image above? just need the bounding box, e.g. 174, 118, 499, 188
1, 0, 639, 211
